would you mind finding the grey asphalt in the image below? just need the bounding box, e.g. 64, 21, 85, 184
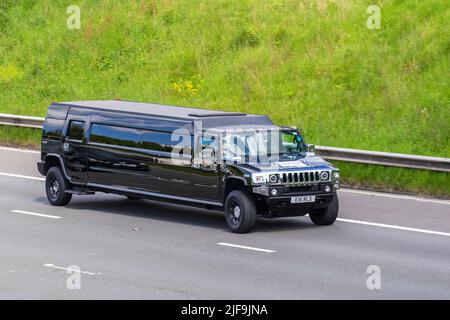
0, 147, 449, 299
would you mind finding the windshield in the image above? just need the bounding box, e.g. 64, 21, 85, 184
223, 129, 307, 163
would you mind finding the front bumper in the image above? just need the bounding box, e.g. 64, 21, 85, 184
254, 192, 336, 217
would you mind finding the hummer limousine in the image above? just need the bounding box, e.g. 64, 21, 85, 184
37, 100, 340, 233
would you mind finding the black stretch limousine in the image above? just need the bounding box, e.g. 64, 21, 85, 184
37, 100, 340, 233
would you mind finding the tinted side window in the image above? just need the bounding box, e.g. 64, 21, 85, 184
141, 130, 192, 154
68, 121, 85, 141
90, 124, 141, 148
43, 118, 65, 140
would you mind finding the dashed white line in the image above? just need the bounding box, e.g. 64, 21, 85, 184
43, 264, 101, 275
217, 242, 276, 253
10, 210, 61, 219
0, 172, 44, 181
337, 218, 450, 238
340, 188, 450, 206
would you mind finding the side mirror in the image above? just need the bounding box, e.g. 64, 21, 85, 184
306, 144, 315, 155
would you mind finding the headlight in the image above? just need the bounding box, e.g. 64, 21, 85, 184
253, 175, 265, 184
333, 171, 340, 179
320, 171, 330, 181
269, 174, 278, 184
270, 188, 278, 196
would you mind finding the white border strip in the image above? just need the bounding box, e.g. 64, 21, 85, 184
337, 218, 450, 237
340, 188, 450, 205
11, 210, 61, 219
0, 172, 44, 181
217, 242, 276, 253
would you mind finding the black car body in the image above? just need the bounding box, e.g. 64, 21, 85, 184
37, 100, 340, 233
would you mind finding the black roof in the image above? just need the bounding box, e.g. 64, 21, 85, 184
58, 100, 245, 119
53, 100, 274, 129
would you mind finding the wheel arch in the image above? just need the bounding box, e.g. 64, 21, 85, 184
223, 176, 248, 204
44, 154, 71, 181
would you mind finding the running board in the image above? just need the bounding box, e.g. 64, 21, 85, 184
66, 189, 95, 195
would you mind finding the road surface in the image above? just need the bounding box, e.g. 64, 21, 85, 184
0, 146, 449, 299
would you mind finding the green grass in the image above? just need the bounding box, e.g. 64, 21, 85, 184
334, 161, 450, 197
0, 126, 41, 148
0, 0, 448, 195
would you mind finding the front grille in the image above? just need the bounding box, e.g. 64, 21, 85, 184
281, 171, 323, 184
284, 184, 320, 193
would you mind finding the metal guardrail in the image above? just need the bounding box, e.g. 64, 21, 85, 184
0, 113, 45, 129
316, 145, 450, 173
1, 113, 449, 172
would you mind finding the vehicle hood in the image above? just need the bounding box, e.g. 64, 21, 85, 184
237, 156, 334, 173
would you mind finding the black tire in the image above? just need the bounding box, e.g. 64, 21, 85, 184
309, 194, 339, 225
45, 167, 72, 206
224, 190, 257, 233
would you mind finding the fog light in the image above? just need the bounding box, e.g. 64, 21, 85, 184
324, 185, 331, 193
270, 188, 278, 196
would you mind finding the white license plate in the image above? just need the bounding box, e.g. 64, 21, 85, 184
291, 195, 316, 204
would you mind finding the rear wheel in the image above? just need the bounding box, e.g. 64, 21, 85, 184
224, 190, 257, 233
45, 167, 72, 206
309, 194, 339, 225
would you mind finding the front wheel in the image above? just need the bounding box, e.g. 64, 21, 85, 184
45, 167, 72, 206
309, 194, 339, 225
224, 190, 257, 233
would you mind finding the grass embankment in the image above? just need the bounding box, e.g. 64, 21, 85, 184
0, 0, 448, 195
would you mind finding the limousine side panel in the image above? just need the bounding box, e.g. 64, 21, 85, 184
88, 143, 160, 191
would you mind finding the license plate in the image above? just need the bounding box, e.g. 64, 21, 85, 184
291, 195, 316, 204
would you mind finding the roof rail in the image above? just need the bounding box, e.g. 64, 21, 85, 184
188, 112, 246, 118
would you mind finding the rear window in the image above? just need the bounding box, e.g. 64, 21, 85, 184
43, 118, 65, 140
90, 123, 141, 148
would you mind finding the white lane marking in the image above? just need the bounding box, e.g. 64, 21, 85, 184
217, 242, 276, 253
339, 188, 450, 206
337, 218, 450, 238
43, 264, 101, 276
0, 146, 40, 154
10, 210, 61, 219
0, 172, 44, 181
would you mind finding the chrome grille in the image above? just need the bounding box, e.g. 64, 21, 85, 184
280, 171, 327, 185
